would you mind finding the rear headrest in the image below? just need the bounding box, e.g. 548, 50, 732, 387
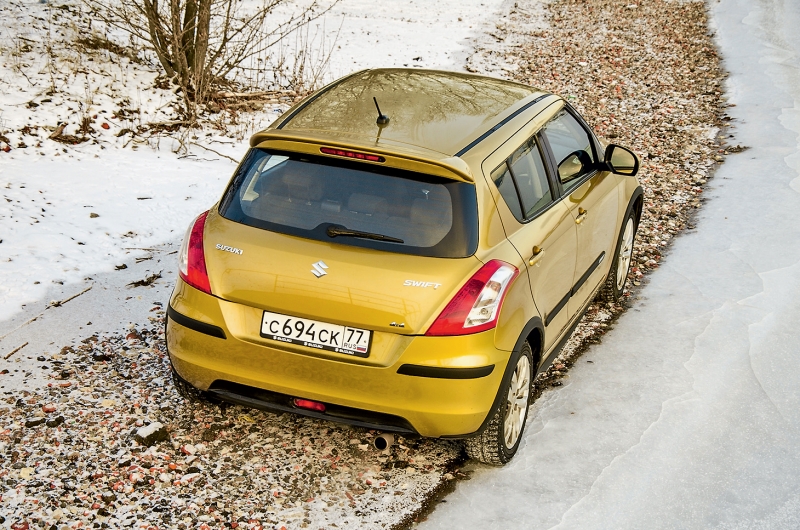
283, 172, 323, 202
411, 195, 451, 226
411, 198, 440, 225
347, 193, 388, 215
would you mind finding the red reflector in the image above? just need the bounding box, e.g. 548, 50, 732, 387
320, 147, 385, 163
293, 398, 326, 412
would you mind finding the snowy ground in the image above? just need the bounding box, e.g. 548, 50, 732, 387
0, 0, 521, 326
419, 0, 800, 527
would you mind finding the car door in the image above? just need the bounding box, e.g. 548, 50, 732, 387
540, 108, 620, 315
488, 134, 578, 351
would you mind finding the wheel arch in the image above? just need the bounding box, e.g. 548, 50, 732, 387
458, 316, 543, 439
628, 185, 644, 227
514, 316, 544, 368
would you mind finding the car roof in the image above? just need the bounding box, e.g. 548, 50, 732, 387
253, 69, 550, 159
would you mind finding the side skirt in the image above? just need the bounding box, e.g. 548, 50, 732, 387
536, 282, 603, 377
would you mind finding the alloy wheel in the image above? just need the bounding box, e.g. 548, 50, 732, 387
616, 217, 635, 292
503, 354, 531, 449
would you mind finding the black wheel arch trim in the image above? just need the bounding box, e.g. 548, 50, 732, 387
602, 186, 644, 295
448, 317, 544, 439
627, 186, 645, 224
167, 305, 227, 340
608, 186, 645, 273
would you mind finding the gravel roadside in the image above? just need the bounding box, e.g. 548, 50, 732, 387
491, 0, 728, 390
1, 317, 462, 529
0, 0, 728, 529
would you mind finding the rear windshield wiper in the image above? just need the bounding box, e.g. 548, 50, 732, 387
326, 225, 404, 244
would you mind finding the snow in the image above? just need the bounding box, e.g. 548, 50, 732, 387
135, 421, 164, 439
0, 0, 512, 326
306, 0, 519, 78
0, 152, 233, 322
418, 0, 800, 528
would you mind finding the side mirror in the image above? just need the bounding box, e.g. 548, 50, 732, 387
558, 150, 594, 182
604, 144, 639, 176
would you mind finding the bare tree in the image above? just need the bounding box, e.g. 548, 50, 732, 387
85, 0, 338, 120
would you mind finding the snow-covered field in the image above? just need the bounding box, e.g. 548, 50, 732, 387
0, 0, 518, 325
420, 0, 800, 527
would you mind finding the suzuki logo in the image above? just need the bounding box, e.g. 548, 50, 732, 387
311, 261, 329, 278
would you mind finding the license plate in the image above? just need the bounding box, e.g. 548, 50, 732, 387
260, 311, 372, 358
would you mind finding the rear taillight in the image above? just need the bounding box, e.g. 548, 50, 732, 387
426, 260, 519, 336
178, 211, 211, 294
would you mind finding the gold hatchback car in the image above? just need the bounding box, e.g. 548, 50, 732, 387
166, 68, 641, 464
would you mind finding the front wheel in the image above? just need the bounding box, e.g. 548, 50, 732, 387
601, 211, 637, 302
466, 342, 533, 465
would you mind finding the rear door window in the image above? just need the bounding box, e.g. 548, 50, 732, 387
508, 137, 553, 218
218, 149, 478, 258
491, 164, 523, 221
490, 136, 554, 222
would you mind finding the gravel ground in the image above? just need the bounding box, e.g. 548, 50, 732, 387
0, 315, 462, 529
0, 0, 728, 528
487, 0, 729, 391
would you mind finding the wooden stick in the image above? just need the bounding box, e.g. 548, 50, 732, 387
212, 90, 282, 99
48, 285, 93, 308
3, 342, 28, 360
190, 142, 238, 163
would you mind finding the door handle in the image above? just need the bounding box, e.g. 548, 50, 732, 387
575, 207, 588, 225
529, 246, 545, 266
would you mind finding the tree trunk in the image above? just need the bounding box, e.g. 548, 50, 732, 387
192, 0, 211, 99
142, 0, 176, 77
181, 0, 197, 73
169, 0, 190, 88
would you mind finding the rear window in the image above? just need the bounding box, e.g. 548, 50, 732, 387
218, 149, 478, 258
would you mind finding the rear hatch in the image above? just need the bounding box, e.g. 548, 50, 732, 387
206, 147, 480, 336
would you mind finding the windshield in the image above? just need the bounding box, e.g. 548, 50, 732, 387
218, 149, 478, 258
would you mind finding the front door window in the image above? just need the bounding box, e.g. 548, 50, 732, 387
541, 110, 597, 190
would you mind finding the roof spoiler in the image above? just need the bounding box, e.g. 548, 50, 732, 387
248, 132, 475, 184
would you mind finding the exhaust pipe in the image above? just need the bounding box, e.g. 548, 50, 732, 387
373, 433, 394, 451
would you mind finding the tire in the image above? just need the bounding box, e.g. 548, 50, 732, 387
466, 342, 534, 465
600, 211, 637, 303
171, 367, 207, 402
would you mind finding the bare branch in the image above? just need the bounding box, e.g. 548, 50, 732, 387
83, 0, 340, 120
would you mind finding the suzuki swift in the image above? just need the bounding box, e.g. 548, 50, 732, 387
166, 68, 642, 465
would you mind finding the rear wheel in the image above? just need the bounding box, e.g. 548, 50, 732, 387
601, 211, 636, 302
466, 342, 533, 465
171, 367, 207, 402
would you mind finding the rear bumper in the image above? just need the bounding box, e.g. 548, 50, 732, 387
166, 279, 511, 438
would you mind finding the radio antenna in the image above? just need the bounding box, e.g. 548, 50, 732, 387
373, 97, 390, 126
